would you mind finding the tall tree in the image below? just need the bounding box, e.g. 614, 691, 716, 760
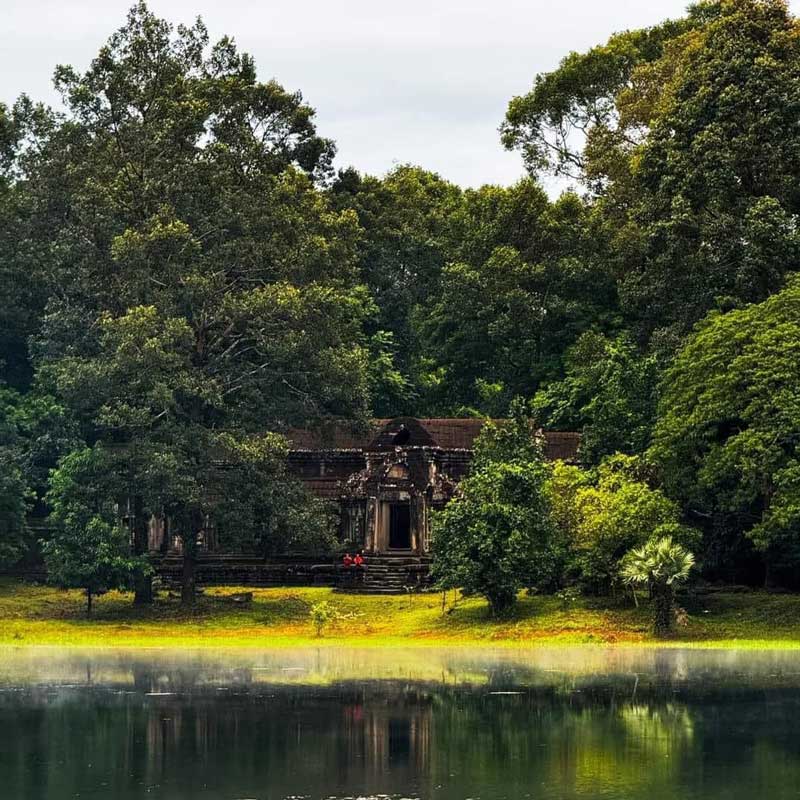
329, 165, 463, 414
430, 403, 562, 614
30, 3, 373, 603
504, 0, 800, 346
622, 0, 800, 343
501, 12, 695, 184
651, 278, 800, 586
419, 185, 616, 414
0, 97, 54, 390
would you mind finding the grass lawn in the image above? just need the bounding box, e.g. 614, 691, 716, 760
0, 578, 799, 649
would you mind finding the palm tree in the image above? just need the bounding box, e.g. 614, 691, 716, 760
621, 536, 694, 637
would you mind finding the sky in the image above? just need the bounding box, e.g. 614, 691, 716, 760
1, 0, 791, 189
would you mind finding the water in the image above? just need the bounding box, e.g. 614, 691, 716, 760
1, 646, 800, 799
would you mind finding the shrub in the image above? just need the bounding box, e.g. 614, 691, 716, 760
555, 585, 581, 610
431, 404, 565, 615
549, 455, 698, 594
309, 601, 336, 637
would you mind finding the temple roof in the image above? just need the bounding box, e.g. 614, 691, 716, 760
285, 417, 580, 461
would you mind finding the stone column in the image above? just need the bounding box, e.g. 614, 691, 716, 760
366, 497, 378, 552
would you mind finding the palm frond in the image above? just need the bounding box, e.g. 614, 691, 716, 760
620, 536, 695, 587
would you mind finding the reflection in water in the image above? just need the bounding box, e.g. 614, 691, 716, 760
0, 647, 800, 799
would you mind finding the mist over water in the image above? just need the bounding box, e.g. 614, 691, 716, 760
1, 646, 800, 799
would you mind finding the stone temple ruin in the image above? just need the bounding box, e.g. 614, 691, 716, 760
287, 417, 580, 554
151, 418, 580, 592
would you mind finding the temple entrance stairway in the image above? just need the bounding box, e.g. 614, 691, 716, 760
334, 553, 433, 595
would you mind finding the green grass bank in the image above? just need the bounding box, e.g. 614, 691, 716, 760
0, 578, 799, 649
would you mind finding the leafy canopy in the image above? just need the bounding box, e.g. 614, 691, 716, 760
504, 0, 800, 344
430, 403, 562, 613
549, 455, 695, 592
26, 3, 372, 599
651, 277, 800, 577
532, 332, 658, 464
419, 185, 616, 415
621, 536, 695, 589
43, 446, 149, 610
0, 389, 30, 566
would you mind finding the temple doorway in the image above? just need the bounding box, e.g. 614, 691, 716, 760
389, 503, 412, 549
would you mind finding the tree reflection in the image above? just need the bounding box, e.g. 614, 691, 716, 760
1, 668, 800, 799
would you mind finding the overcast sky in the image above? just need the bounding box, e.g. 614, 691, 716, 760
3, 1, 794, 189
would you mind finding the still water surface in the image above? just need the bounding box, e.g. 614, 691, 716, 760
1, 646, 799, 800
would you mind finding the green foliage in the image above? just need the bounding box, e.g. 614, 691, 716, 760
212, 432, 337, 557
0, 390, 29, 565
0, 456, 28, 568
510, 1, 800, 342
472, 398, 545, 467
621, 536, 694, 636
431, 406, 562, 614
333, 168, 618, 417
549, 455, 696, 593
652, 278, 800, 582
7, 392, 79, 500
504, 0, 800, 348
621, 535, 694, 589
1, 0, 800, 597
309, 600, 336, 637
0, 97, 55, 390
419, 185, 616, 414
43, 447, 149, 613
621, 0, 800, 339
532, 332, 659, 463
365, 331, 414, 418
23, 5, 372, 602
502, 14, 694, 181
330, 165, 463, 414
498, 1, 800, 530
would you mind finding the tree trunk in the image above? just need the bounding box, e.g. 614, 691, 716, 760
86, 589, 93, 617
181, 510, 203, 606
764, 556, 778, 591
653, 583, 673, 638
487, 588, 515, 617
132, 495, 153, 605
134, 573, 153, 605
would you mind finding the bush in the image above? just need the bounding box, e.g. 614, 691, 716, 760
309, 601, 336, 637
549, 455, 698, 594
44, 447, 148, 615
555, 586, 581, 610
431, 404, 565, 615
